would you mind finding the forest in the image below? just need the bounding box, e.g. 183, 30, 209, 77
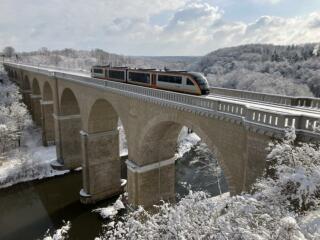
191, 43, 320, 97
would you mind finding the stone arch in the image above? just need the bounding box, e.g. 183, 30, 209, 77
137, 113, 236, 195
88, 99, 118, 134
60, 88, 80, 116
32, 78, 41, 95
42, 82, 53, 101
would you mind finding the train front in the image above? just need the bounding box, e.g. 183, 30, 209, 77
189, 72, 210, 95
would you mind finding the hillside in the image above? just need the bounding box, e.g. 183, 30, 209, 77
190, 44, 320, 97
15, 48, 197, 72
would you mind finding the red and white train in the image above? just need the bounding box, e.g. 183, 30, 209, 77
91, 65, 210, 95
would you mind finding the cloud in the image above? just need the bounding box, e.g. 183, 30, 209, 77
250, 0, 283, 4
0, 0, 320, 55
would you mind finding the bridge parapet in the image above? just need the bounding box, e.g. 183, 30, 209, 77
210, 87, 320, 110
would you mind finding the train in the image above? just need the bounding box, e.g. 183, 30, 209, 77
90, 65, 210, 95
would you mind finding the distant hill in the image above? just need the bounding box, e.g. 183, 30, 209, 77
138, 56, 200, 71
190, 44, 320, 97
16, 48, 198, 72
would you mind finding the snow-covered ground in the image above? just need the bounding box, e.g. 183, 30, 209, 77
177, 127, 201, 157
43, 221, 71, 240
118, 123, 128, 156
0, 127, 68, 188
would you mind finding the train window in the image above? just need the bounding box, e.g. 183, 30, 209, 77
109, 70, 125, 80
190, 72, 207, 86
158, 75, 182, 84
129, 72, 150, 84
93, 68, 103, 74
187, 79, 194, 85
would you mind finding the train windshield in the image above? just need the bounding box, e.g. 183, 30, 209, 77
189, 72, 209, 88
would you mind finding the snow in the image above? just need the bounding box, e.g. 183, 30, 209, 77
300, 209, 320, 238
43, 221, 71, 240
120, 179, 127, 187
79, 188, 91, 197
177, 127, 201, 157
118, 122, 128, 156
0, 127, 69, 189
93, 195, 126, 220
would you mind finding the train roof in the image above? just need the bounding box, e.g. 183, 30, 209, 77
92, 65, 128, 69
92, 65, 110, 68
91, 65, 204, 77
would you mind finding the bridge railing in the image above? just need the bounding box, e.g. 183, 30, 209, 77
210, 87, 320, 110
300, 116, 320, 131
217, 101, 245, 116
4, 62, 320, 138
3, 60, 88, 74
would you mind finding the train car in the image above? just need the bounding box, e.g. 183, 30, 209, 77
90, 65, 210, 95
91, 65, 108, 79
155, 71, 209, 95
106, 66, 128, 83
127, 69, 155, 87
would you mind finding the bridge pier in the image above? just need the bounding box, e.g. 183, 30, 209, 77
126, 157, 176, 207
30, 94, 42, 126
41, 100, 55, 146
53, 114, 82, 169
21, 90, 32, 110
79, 129, 121, 204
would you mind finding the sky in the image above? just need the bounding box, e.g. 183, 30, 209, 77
0, 0, 320, 56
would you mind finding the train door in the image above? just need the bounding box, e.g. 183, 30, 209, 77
151, 74, 157, 88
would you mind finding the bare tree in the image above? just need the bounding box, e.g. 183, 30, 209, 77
3, 46, 15, 58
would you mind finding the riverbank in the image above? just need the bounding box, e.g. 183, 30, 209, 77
0, 127, 69, 189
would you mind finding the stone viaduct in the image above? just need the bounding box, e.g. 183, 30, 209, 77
4, 62, 320, 208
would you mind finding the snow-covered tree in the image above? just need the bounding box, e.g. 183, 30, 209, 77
97, 128, 320, 240
0, 71, 31, 154
190, 43, 320, 97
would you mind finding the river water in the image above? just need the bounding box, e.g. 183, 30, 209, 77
0, 142, 228, 240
